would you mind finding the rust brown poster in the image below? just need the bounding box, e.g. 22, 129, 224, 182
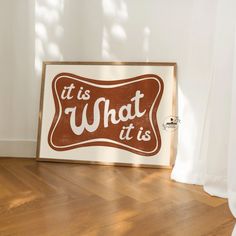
37, 62, 177, 167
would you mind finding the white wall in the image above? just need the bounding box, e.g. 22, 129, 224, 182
0, 0, 217, 157
0, 0, 36, 156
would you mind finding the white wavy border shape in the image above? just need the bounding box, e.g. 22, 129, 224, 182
49, 75, 162, 154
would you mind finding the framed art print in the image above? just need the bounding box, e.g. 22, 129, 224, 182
36, 62, 177, 168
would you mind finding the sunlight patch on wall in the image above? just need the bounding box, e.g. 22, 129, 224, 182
111, 24, 127, 41
47, 0, 64, 10
143, 26, 151, 61
102, 27, 111, 59
35, 0, 64, 76
102, 0, 128, 60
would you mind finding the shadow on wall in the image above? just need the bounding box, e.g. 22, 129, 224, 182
35, 0, 192, 64
100, 0, 190, 61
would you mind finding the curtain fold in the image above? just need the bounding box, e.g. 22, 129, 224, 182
228, 28, 236, 217
172, 0, 236, 218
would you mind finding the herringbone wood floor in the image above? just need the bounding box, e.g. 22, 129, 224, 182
0, 158, 235, 236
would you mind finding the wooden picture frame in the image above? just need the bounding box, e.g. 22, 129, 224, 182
36, 62, 177, 168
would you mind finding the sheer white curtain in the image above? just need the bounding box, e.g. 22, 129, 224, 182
228, 30, 236, 217
172, 0, 236, 218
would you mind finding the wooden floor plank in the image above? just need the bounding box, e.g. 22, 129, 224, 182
0, 158, 234, 236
